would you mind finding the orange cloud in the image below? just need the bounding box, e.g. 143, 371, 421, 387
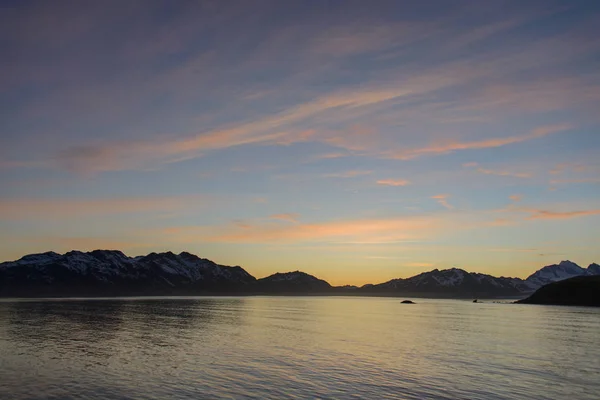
509, 195, 522, 202
404, 262, 434, 268
323, 170, 373, 178
269, 213, 300, 223
525, 209, 600, 220
376, 179, 411, 186
489, 218, 516, 226
391, 124, 571, 160
431, 194, 453, 210
55, 86, 417, 174
163, 215, 449, 245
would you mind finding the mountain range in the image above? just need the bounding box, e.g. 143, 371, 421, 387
0, 250, 598, 298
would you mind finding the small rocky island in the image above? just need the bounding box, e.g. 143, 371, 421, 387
517, 276, 600, 307
401, 300, 416, 304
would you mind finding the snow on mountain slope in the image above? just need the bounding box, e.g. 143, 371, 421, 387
524, 261, 591, 289
588, 263, 600, 275
0, 250, 256, 293
366, 268, 528, 295
2, 250, 599, 297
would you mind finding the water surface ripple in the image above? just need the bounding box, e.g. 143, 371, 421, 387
1, 297, 599, 399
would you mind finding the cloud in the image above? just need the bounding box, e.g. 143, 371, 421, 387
52, 85, 416, 174
549, 178, 600, 185
525, 209, 600, 220
323, 170, 373, 178
489, 218, 516, 226
0, 196, 208, 220
549, 163, 589, 175
376, 179, 411, 187
269, 213, 300, 223
364, 255, 400, 260
431, 194, 453, 210
390, 124, 571, 160
509, 195, 522, 202
312, 152, 351, 160
463, 162, 532, 178
162, 215, 450, 245
404, 262, 434, 268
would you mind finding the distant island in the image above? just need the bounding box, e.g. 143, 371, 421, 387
1, 250, 599, 299
517, 276, 600, 307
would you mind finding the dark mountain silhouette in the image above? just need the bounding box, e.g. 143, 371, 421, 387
1, 250, 598, 298
255, 271, 331, 293
517, 276, 600, 307
0, 250, 256, 297
359, 268, 531, 297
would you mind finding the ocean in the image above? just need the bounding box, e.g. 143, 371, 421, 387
1, 297, 599, 399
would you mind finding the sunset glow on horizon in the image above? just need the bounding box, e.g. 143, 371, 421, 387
1, 0, 599, 285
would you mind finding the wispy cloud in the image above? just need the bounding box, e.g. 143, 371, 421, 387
549, 178, 600, 185
390, 124, 571, 160
489, 218, 516, 227
376, 179, 411, 187
525, 209, 600, 220
269, 213, 300, 223
463, 162, 532, 178
323, 170, 373, 179
163, 215, 451, 245
509, 195, 523, 202
404, 262, 434, 268
54, 86, 416, 174
431, 194, 453, 210
549, 163, 589, 175
0, 196, 209, 220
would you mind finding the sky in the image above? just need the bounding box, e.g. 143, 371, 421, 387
1, 0, 600, 285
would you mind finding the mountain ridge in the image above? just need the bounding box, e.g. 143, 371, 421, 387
1, 250, 598, 298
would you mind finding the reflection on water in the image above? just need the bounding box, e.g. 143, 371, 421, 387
1, 297, 599, 399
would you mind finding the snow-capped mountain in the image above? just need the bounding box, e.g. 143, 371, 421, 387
587, 263, 600, 275
361, 268, 530, 297
256, 271, 332, 292
524, 260, 597, 289
0, 250, 256, 296
1, 250, 598, 298
360, 261, 600, 296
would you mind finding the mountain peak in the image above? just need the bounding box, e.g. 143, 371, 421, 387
525, 260, 589, 289
588, 263, 600, 274
1, 250, 599, 297
558, 260, 580, 267
257, 271, 331, 291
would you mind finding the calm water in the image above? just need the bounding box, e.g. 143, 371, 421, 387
1, 297, 599, 400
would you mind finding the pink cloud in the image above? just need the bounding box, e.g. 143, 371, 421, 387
323, 170, 373, 178
376, 179, 411, 186
431, 194, 453, 210
391, 124, 571, 160
549, 178, 600, 185
463, 162, 532, 178
525, 209, 600, 220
